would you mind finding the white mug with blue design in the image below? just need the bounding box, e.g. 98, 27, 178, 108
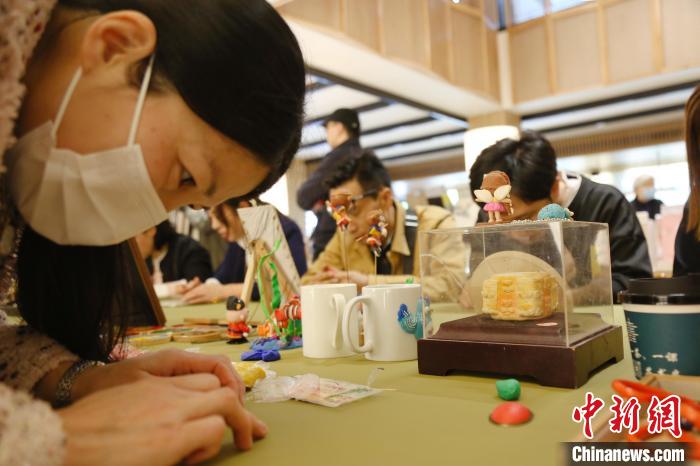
342, 284, 421, 361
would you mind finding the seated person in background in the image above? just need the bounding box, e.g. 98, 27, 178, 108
470, 131, 652, 299
674, 84, 700, 276
631, 174, 663, 219
182, 199, 307, 304
303, 151, 463, 301
135, 220, 213, 284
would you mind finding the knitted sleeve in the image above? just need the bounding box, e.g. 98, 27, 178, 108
0, 383, 65, 466
0, 325, 78, 392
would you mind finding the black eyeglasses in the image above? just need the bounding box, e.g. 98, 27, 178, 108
347, 189, 378, 215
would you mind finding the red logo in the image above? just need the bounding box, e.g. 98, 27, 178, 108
609, 394, 640, 435
572, 392, 606, 439
647, 394, 682, 439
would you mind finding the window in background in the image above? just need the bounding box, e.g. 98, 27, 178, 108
550, 0, 589, 13
508, 0, 545, 25
259, 175, 289, 215
304, 211, 318, 239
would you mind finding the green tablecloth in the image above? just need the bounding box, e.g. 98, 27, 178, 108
156, 304, 633, 466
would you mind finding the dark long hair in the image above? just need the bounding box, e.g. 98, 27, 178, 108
16, 0, 305, 360
685, 85, 700, 239
17, 228, 134, 362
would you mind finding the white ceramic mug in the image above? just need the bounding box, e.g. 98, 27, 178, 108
342, 284, 421, 361
301, 284, 359, 358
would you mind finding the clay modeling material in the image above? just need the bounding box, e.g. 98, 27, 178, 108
232, 362, 267, 388
489, 402, 532, 426
496, 378, 521, 401
473, 171, 514, 223
241, 349, 281, 362
537, 203, 574, 221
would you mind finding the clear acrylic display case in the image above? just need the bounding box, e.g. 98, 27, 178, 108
419, 220, 616, 348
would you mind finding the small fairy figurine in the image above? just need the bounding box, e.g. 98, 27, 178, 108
226, 296, 250, 345
326, 191, 352, 231
474, 171, 514, 223
358, 209, 388, 257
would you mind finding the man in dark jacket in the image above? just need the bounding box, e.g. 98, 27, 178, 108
297, 108, 362, 259
469, 132, 652, 301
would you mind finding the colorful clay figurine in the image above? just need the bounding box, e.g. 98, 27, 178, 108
273, 294, 302, 338
397, 299, 424, 340
474, 171, 514, 223
226, 296, 250, 345
537, 203, 574, 221
326, 191, 352, 231
358, 209, 388, 257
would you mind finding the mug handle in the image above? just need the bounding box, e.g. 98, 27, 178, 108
331, 293, 346, 350
342, 296, 373, 353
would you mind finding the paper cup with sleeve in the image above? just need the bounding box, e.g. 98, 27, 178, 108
301, 284, 359, 358
620, 276, 700, 378
342, 284, 421, 362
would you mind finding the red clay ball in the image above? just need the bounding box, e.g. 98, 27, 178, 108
489, 402, 533, 426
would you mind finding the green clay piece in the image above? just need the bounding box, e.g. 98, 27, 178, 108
405, 277, 415, 284
496, 378, 521, 401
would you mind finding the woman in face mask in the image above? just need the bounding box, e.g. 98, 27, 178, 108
0, 1, 305, 465
631, 175, 663, 219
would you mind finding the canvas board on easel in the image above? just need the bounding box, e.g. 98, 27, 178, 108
237, 205, 301, 321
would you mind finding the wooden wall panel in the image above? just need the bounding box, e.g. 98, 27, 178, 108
277, 0, 342, 30
510, 22, 551, 102
552, 9, 602, 92
485, 28, 500, 99
380, 0, 430, 67
450, 8, 485, 92
660, 0, 700, 70
344, 0, 381, 51
461, 0, 482, 10
604, 0, 655, 82
427, 0, 451, 79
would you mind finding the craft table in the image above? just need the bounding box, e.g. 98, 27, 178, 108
157, 303, 635, 466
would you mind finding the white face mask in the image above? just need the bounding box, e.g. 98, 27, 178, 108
5, 55, 168, 246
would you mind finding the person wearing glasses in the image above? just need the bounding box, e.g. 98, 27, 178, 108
469, 131, 652, 300
297, 108, 363, 260
302, 151, 462, 300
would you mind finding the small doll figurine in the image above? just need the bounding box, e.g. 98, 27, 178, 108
358, 209, 388, 257
326, 191, 352, 231
474, 170, 514, 223
226, 296, 250, 344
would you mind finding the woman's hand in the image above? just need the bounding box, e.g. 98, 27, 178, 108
182, 282, 243, 304
35, 349, 245, 405
73, 349, 246, 403
317, 266, 369, 289
59, 376, 267, 466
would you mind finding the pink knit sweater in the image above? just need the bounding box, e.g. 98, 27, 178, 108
0, 1, 78, 465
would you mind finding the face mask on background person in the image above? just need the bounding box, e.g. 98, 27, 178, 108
640, 187, 656, 202
4, 55, 168, 246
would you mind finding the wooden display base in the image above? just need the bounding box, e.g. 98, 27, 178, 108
418, 313, 624, 388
